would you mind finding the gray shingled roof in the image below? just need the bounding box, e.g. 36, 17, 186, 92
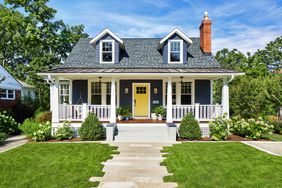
58, 37, 220, 69
48, 67, 238, 74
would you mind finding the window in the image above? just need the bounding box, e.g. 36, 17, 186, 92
181, 82, 192, 104
91, 82, 101, 104
100, 40, 114, 63
168, 40, 183, 63
136, 87, 147, 94
165, 82, 176, 105
59, 83, 70, 104
1, 89, 15, 100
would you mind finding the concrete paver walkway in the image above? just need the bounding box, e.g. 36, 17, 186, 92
242, 141, 282, 156
91, 142, 178, 188
0, 135, 28, 153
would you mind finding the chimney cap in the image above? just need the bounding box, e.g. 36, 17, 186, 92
204, 10, 209, 20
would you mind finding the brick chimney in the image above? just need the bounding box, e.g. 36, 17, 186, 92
199, 11, 212, 54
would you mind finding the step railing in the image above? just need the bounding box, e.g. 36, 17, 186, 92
172, 104, 223, 121
59, 104, 111, 121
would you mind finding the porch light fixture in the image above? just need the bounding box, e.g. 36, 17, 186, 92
180, 76, 183, 84
125, 88, 128, 94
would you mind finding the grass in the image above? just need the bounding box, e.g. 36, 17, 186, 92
0, 142, 117, 188
162, 142, 282, 188
266, 134, 282, 141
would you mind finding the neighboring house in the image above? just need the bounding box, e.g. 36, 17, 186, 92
17, 79, 36, 100
39, 12, 244, 141
0, 65, 35, 109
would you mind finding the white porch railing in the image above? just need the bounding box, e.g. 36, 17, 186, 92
172, 104, 223, 121
59, 104, 111, 121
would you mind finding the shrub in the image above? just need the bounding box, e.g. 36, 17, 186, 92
179, 113, 201, 140
272, 121, 282, 134
209, 114, 231, 141
35, 111, 52, 123
55, 121, 74, 140
0, 111, 19, 135
230, 117, 273, 139
0, 132, 6, 142
19, 118, 40, 137
32, 121, 52, 141
79, 113, 104, 141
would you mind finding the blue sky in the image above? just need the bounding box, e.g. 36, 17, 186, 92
3, 0, 282, 53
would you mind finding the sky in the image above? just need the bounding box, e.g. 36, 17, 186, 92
3, 0, 282, 54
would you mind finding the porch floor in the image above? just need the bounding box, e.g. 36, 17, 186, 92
117, 119, 166, 124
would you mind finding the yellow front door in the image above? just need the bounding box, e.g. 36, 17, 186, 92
134, 84, 149, 117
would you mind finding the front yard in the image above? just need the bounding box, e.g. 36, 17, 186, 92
162, 142, 282, 188
0, 143, 117, 188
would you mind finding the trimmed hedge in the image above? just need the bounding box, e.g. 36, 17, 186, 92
179, 113, 201, 140
79, 113, 104, 141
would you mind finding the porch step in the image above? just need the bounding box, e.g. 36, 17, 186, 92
114, 124, 170, 142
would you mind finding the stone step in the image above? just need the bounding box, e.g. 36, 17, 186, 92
112, 156, 163, 160
98, 181, 177, 188
102, 161, 161, 168
102, 164, 169, 172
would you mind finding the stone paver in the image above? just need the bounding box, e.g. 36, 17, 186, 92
91, 142, 178, 188
0, 135, 28, 153
242, 141, 282, 156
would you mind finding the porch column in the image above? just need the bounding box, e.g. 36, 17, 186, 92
166, 77, 173, 123
222, 77, 229, 118
110, 77, 116, 123
52, 78, 59, 123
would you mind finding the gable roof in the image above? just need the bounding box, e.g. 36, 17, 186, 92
17, 79, 35, 89
89, 28, 124, 48
0, 65, 22, 90
57, 37, 219, 69
158, 28, 193, 49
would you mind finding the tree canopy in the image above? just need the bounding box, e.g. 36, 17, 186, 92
0, 0, 88, 109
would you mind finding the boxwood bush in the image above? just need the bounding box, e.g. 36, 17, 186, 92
55, 121, 74, 140
19, 118, 40, 137
79, 113, 104, 141
179, 113, 201, 140
209, 114, 231, 141
230, 117, 273, 139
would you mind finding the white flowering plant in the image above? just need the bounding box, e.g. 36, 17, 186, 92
55, 121, 74, 140
32, 121, 52, 141
209, 113, 232, 141
230, 116, 273, 140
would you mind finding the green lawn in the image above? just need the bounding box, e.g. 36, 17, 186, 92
162, 142, 282, 188
0, 143, 117, 188
266, 134, 282, 141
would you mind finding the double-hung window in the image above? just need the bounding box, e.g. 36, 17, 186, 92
168, 40, 183, 63
1, 89, 15, 100
91, 82, 101, 104
181, 82, 192, 105
100, 40, 114, 63
165, 82, 176, 105
59, 83, 70, 104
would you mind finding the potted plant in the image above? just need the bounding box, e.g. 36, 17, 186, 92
151, 106, 158, 120
116, 107, 124, 121
154, 106, 166, 120
123, 106, 132, 121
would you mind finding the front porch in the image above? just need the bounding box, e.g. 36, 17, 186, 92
50, 75, 229, 125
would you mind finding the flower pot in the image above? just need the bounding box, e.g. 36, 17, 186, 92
151, 113, 157, 120
118, 115, 123, 121
158, 115, 163, 120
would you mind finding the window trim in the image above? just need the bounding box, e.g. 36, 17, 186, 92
168, 39, 183, 64
99, 39, 115, 64
59, 81, 70, 104
1, 89, 16, 100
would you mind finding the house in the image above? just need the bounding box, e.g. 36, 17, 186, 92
38, 12, 244, 141
0, 65, 36, 109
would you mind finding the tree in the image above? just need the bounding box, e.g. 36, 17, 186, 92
0, 0, 88, 109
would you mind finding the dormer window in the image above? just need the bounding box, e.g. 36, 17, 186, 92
168, 40, 183, 63
100, 40, 114, 63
